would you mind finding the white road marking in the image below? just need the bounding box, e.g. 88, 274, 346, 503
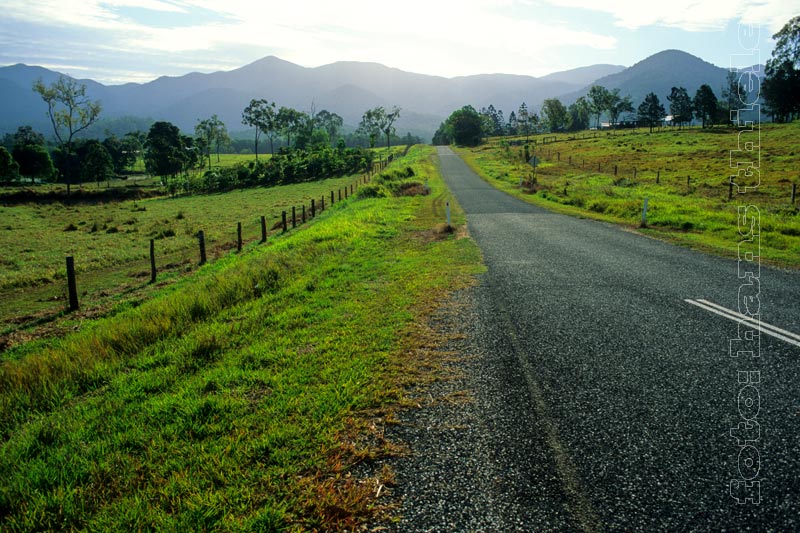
684, 298, 800, 348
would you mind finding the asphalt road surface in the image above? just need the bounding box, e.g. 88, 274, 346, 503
384, 147, 800, 532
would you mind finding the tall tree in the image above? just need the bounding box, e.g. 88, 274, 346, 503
0, 147, 20, 182
587, 85, 611, 128
241, 99, 276, 161
195, 115, 227, 169
145, 121, 187, 179
80, 140, 114, 187
637, 93, 666, 133
11, 126, 53, 183
517, 103, 533, 141
693, 84, 719, 128
447, 105, 483, 146
33, 75, 101, 193
721, 70, 747, 121
276, 107, 304, 149
357, 107, 386, 149
667, 87, 693, 129
762, 16, 800, 122
541, 98, 568, 132
606, 89, 634, 129
507, 110, 518, 136
567, 97, 591, 132
315, 110, 344, 145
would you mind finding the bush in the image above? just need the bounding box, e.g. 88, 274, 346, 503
355, 184, 388, 199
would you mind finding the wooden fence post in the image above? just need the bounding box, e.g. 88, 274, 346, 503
292, 206, 296, 228
302, 205, 306, 223
338, 189, 342, 201
729, 178, 734, 201
66, 256, 79, 311
614, 165, 618, 176
656, 170, 660, 184
237, 222, 242, 252
792, 183, 797, 204
260, 216, 267, 243
150, 239, 156, 283
198, 230, 207, 265
282, 211, 287, 233
634, 167, 637, 179
321, 196, 325, 211
331, 190, 335, 204
311, 199, 316, 218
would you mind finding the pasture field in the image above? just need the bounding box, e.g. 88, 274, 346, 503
0, 145, 483, 530
459, 122, 800, 267
0, 172, 379, 337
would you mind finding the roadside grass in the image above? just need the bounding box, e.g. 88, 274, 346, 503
0, 145, 483, 531
458, 123, 800, 267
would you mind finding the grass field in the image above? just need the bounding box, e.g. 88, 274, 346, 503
457, 122, 800, 267
0, 145, 483, 530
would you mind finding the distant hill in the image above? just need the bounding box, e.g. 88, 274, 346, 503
0, 51, 744, 140
561, 50, 745, 110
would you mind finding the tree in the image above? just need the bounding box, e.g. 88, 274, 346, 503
276, 107, 304, 148
507, 110, 518, 136
357, 107, 383, 148
517, 103, 533, 141
446, 105, 483, 146
587, 85, 611, 128
432, 121, 452, 145
12, 126, 45, 149
241, 99, 276, 160
667, 87, 693, 129
33, 75, 101, 193
567, 97, 591, 132
363, 106, 402, 150
721, 70, 747, 123
762, 16, 800, 122
0, 147, 20, 181
195, 115, 227, 169
541, 98, 569, 132
11, 126, 53, 183
637, 93, 666, 133
80, 140, 114, 187
315, 110, 344, 145
13, 144, 54, 183
145, 121, 187, 179
693, 84, 719, 128
606, 89, 634, 129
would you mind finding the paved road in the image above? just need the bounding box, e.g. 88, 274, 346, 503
388, 147, 800, 531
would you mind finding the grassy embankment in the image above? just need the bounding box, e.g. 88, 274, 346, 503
0, 145, 483, 531
457, 123, 800, 267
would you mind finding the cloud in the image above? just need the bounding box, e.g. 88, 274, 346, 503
540, 0, 795, 32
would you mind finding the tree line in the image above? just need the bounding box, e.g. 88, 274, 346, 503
0, 77, 417, 192
434, 15, 799, 146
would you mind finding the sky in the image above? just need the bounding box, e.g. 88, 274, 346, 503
0, 0, 794, 85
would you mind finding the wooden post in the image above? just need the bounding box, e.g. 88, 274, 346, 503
66, 256, 79, 311
687, 176, 691, 188
634, 167, 637, 179
598, 162, 601, 172
149, 239, 157, 283
282, 211, 287, 233
198, 230, 207, 265
260, 215, 267, 243
292, 206, 296, 228
641, 197, 649, 227
350, 184, 354, 195
344, 187, 348, 199
301, 205, 306, 223
568, 155, 572, 165
321, 196, 325, 211
792, 183, 797, 204
331, 190, 335, 204
656, 170, 660, 184
237, 222, 242, 252
311, 199, 316, 218
338, 189, 342, 201
614, 165, 618, 176
728, 178, 734, 201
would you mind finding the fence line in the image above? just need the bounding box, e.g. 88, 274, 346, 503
20, 156, 397, 317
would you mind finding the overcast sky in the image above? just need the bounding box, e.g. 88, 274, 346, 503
0, 0, 793, 85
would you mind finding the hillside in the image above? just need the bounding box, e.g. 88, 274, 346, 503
0, 56, 620, 139
0, 50, 747, 140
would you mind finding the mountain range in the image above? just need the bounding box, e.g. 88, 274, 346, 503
0, 50, 743, 140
